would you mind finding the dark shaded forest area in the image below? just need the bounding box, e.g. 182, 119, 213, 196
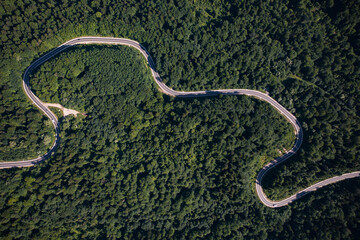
0, 0, 359, 239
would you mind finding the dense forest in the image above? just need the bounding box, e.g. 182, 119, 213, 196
0, 0, 359, 239
0, 104, 54, 162
1, 46, 296, 238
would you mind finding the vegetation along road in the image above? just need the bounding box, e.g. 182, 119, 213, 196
1, 37, 359, 208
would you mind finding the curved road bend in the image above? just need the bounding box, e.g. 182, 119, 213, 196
0, 37, 359, 208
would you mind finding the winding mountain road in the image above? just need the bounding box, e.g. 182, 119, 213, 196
1, 37, 359, 207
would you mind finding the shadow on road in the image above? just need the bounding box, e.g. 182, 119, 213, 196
296, 191, 310, 199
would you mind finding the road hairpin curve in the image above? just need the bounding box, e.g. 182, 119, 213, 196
1, 37, 359, 207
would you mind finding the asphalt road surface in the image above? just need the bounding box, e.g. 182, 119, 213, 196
1, 37, 359, 208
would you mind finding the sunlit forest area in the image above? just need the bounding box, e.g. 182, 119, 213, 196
0, 0, 359, 239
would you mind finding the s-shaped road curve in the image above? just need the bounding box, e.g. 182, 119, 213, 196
1, 37, 359, 207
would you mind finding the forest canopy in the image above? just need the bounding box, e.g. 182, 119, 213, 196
0, 0, 359, 239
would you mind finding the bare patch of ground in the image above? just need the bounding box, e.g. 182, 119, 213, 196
43, 103, 82, 117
